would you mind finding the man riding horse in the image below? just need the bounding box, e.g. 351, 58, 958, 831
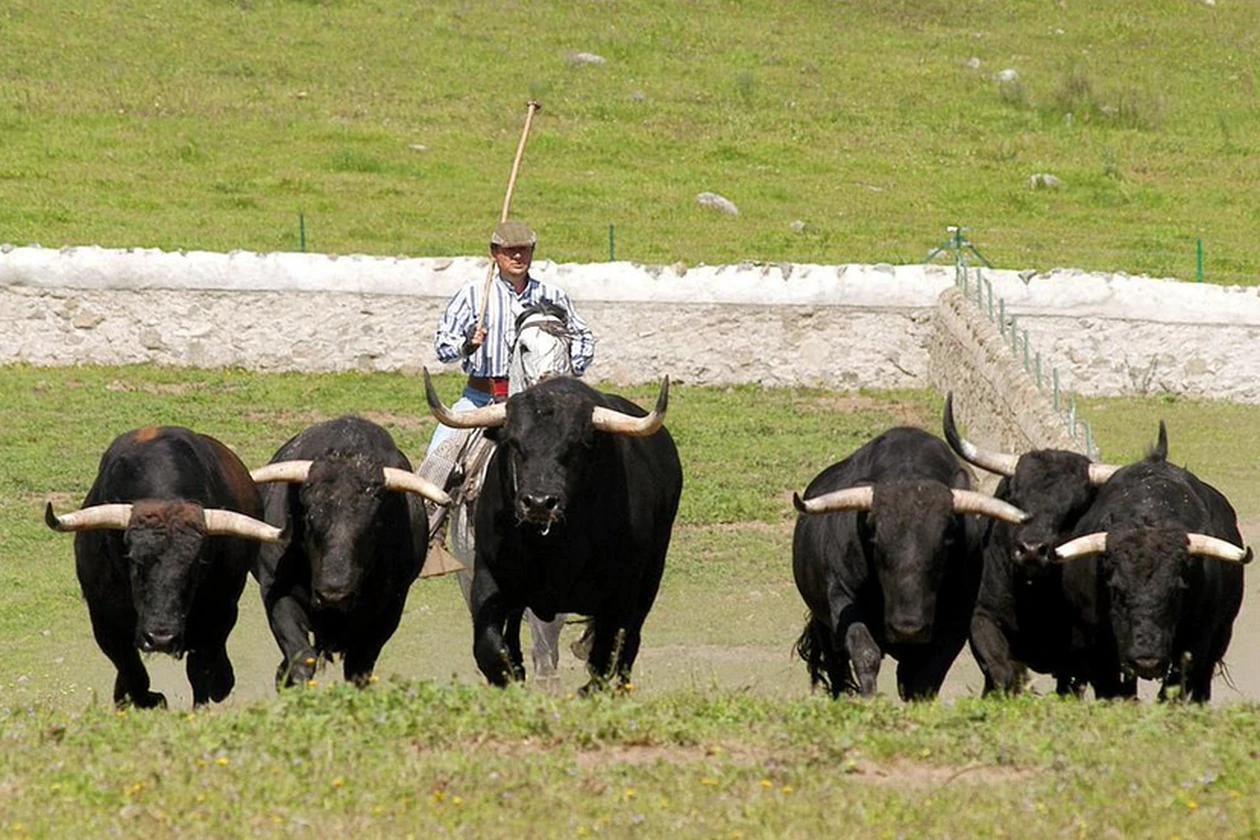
421, 220, 595, 676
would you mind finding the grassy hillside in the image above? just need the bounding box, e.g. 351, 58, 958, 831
2, 0, 1258, 280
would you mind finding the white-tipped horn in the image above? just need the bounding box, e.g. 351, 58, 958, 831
591, 376, 670, 438
250, 460, 314, 485
1055, 532, 1108, 562
203, 509, 288, 545
950, 489, 1030, 524
423, 368, 507, 429
45, 502, 134, 533
1186, 533, 1250, 563
382, 468, 451, 506
793, 486, 874, 515
942, 394, 1019, 476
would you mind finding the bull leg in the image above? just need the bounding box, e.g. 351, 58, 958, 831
969, 612, 1022, 696
471, 575, 523, 687
187, 644, 235, 706
265, 593, 320, 689
343, 646, 381, 689
895, 639, 963, 701
88, 605, 166, 709
526, 609, 564, 679
841, 622, 881, 697
578, 619, 628, 694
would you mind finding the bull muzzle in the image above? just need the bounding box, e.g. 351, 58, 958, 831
517, 491, 564, 530
139, 627, 184, 656
312, 589, 356, 612
1126, 656, 1168, 681
1013, 538, 1053, 569
885, 616, 933, 645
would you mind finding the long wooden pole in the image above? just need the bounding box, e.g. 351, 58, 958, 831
476, 100, 542, 332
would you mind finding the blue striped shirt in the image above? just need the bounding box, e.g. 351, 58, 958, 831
434, 272, 595, 378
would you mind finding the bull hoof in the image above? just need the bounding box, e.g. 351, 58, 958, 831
121, 691, 167, 710
276, 657, 317, 690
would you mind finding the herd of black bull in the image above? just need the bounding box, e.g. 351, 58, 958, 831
43, 375, 1251, 709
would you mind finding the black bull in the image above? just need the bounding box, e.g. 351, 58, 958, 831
942, 393, 1125, 695
792, 427, 1030, 700
1055, 432, 1251, 702
424, 372, 682, 691
250, 416, 450, 689
45, 426, 285, 709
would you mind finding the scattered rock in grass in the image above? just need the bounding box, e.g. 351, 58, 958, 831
997, 68, 1019, 83
697, 192, 739, 215
570, 52, 607, 67
790, 220, 808, 233
1029, 173, 1064, 190
965, 57, 982, 70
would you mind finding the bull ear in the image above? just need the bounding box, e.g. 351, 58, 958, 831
250, 460, 314, 485
45, 501, 133, 532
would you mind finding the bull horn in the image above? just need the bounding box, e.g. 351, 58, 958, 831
1054, 532, 1108, 562
1186, 533, 1251, 564
423, 368, 507, 429
950, 489, 1030, 524
45, 501, 133, 532
1086, 463, 1121, 485
382, 468, 451, 506
942, 393, 1019, 477
793, 486, 874, 515
591, 377, 669, 438
250, 460, 314, 485
203, 509, 289, 545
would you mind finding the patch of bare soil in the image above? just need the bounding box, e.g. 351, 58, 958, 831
842, 759, 1037, 789
675, 521, 793, 535
104, 380, 206, 395
359, 410, 436, 433
809, 394, 938, 429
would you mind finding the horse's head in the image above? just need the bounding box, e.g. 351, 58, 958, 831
509, 302, 575, 394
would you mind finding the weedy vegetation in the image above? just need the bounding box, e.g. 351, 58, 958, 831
1, 366, 1259, 835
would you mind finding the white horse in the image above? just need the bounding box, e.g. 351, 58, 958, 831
441, 302, 580, 679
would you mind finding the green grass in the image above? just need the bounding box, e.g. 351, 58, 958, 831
3, 686, 1260, 837
2, 0, 1259, 281
2, 365, 1260, 834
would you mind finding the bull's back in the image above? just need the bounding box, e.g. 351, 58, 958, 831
269, 416, 412, 472
803, 427, 968, 499
87, 425, 260, 515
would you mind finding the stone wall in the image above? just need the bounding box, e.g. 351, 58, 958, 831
2, 245, 1257, 406
930, 286, 1084, 458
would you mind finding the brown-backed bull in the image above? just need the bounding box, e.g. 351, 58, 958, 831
250, 416, 449, 689
1054, 423, 1250, 702
424, 370, 682, 692
792, 427, 1029, 700
942, 394, 1131, 695
45, 425, 285, 709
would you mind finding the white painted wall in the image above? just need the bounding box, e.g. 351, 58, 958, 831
2, 245, 1258, 400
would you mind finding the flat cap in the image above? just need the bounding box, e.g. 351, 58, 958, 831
491, 220, 537, 248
